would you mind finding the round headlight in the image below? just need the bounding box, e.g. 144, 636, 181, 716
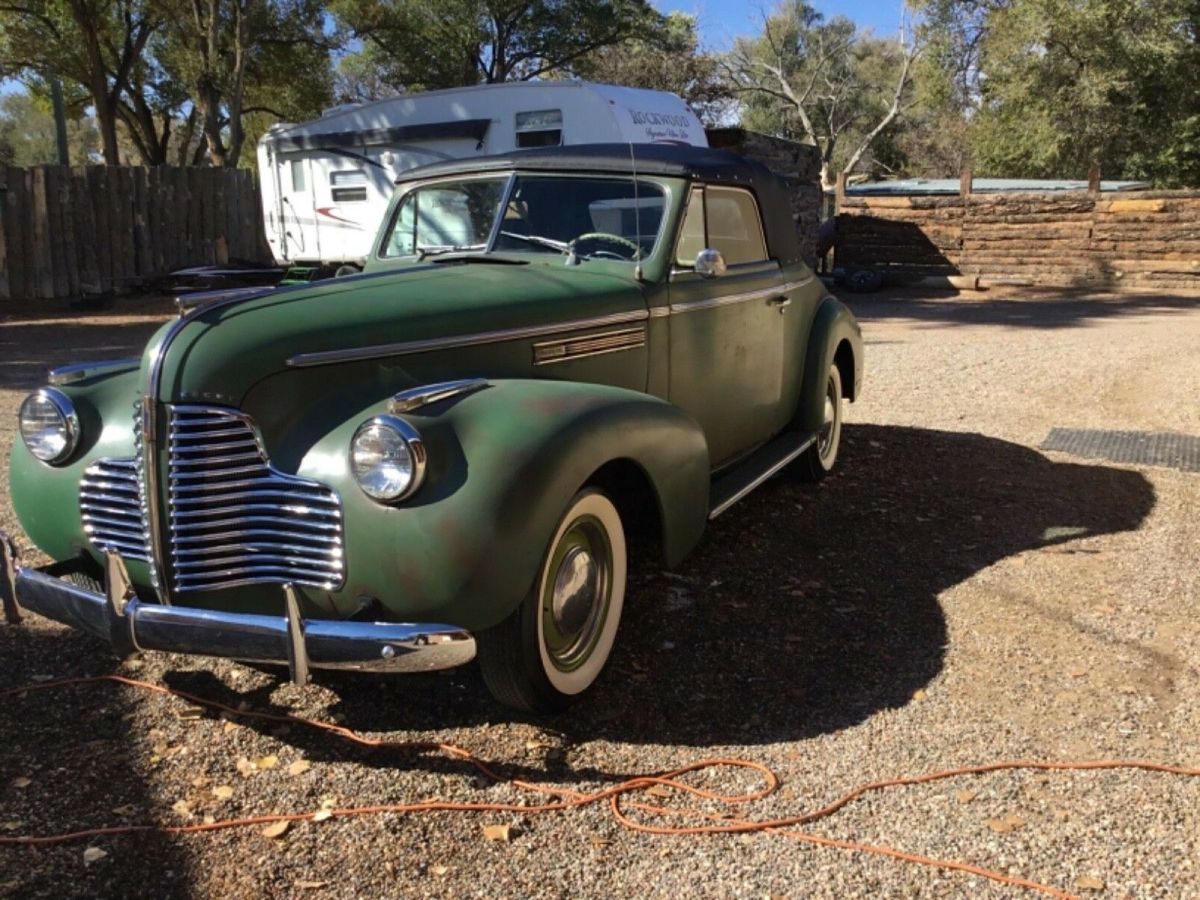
19, 388, 80, 464
350, 415, 426, 502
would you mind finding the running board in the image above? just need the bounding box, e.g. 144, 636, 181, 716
708, 431, 817, 519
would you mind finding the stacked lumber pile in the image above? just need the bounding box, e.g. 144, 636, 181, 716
836, 191, 1200, 291
0, 165, 272, 302
707, 128, 824, 267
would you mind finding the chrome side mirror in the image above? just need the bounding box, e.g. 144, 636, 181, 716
695, 248, 727, 278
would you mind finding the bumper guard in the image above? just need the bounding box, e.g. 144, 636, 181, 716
0, 533, 475, 685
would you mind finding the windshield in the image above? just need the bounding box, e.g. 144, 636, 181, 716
380, 174, 667, 263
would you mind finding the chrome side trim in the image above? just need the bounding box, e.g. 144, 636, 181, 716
49, 358, 139, 386
669, 277, 816, 316
286, 309, 651, 368
390, 377, 490, 413
533, 326, 646, 365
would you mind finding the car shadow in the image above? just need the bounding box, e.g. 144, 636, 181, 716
0, 625, 187, 898
161, 423, 1155, 763
845, 289, 1199, 330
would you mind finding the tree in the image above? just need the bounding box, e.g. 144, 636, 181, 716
0, 87, 98, 165
567, 12, 731, 124
155, 0, 332, 167
726, 1, 922, 188
330, 0, 665, 94
0, 0, 158, 163
968, 0, 1200, 184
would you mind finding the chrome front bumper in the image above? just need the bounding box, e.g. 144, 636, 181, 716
0, 533, 475, 684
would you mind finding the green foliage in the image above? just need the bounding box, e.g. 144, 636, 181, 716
330, 0, 665, 92
567, 12, 731, 123
0, 90, 98, 166
916, 0, 1200, 185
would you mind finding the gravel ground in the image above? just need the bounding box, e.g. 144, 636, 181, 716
1, 288, 1198, 898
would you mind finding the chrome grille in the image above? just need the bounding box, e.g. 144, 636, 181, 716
80, 458, 152, 562
167, 406, 345, 593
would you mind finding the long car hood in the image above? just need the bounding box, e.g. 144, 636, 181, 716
148, 261, 644, 406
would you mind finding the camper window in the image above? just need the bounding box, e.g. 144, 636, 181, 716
331, 170, 368, 203
290, 160, 306, 192
515, 109, 563, 148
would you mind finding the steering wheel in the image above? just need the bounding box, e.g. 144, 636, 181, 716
570, 232, 642, 260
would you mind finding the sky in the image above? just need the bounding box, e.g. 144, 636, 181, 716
654, 0, 909, 49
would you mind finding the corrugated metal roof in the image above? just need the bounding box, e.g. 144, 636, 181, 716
837, 178, 1152, 195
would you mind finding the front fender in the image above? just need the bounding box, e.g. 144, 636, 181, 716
795, 295, 863, 434
300, 379, 710, 631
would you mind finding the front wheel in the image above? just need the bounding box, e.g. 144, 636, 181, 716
477, 489, 627, 713
797, 364, 843, 481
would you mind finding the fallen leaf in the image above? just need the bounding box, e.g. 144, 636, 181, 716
296, 881, 330, 890
1075, 875, 1105, 892
912, 689, 928, 701
212, 786, 234, 800
83, 847, 108, 865
261, 820, 290, 839
430, 865, 450, 877
985, 814, 1026, 833
256, 755, 278, 770
10, 777, 31, 789
524, 739, 554, 751
191, 775, 210, 788
287, 760, 311, 777
312, 809, 333, 822
318, 797, 336, 811
646, 785, 672, 799
1, 821, 22, 831
29, 674, 55, 682
171, 800, 193, 818
176, 706, 204, 720
483, 824, 513, 842
111, 805, 136, 816
203, 815, 215, 825
955, 790, 977, 804
222, 721, 238, 734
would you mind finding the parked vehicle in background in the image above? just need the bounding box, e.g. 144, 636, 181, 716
257, 82, 708, 278
3, 144, 862, 713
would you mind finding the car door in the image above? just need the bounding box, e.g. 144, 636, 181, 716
667, 185, 790, 468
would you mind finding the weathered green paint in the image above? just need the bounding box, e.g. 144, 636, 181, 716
9, 161, 861, 634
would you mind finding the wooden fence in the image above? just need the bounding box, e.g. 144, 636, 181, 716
0, 165, 271, 302
836, 183, 1200, 292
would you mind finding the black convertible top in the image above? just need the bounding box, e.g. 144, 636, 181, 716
396, 144, 803, 266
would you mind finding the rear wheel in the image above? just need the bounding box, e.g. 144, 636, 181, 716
797, 364, 843, 481
477, 489, 626, 713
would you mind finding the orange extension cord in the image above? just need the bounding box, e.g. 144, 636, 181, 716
2, 675, 1198, 898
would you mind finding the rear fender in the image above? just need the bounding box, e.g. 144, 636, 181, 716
795, 295, 863, 434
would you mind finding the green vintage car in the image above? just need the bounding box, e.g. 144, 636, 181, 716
2, 144, 862, 712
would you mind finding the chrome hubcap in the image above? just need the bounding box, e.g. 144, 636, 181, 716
818, 382, 837, 455
542, 516, 611, 671
551, 546, 599, 638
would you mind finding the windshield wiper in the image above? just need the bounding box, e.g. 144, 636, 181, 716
430, 254, 528, 266
415, 243, 487, 260
498, 231, 570, 253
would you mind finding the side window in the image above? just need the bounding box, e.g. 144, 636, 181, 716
674, 187, 706, 266
705, 187, 768, 265
289, 159, 306, 192
515, 109, 563, 148
331, 170, 368, 203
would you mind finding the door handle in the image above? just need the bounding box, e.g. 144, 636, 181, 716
768, 295, 792, 312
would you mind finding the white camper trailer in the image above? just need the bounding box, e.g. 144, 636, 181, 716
256, 81, 708, 274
